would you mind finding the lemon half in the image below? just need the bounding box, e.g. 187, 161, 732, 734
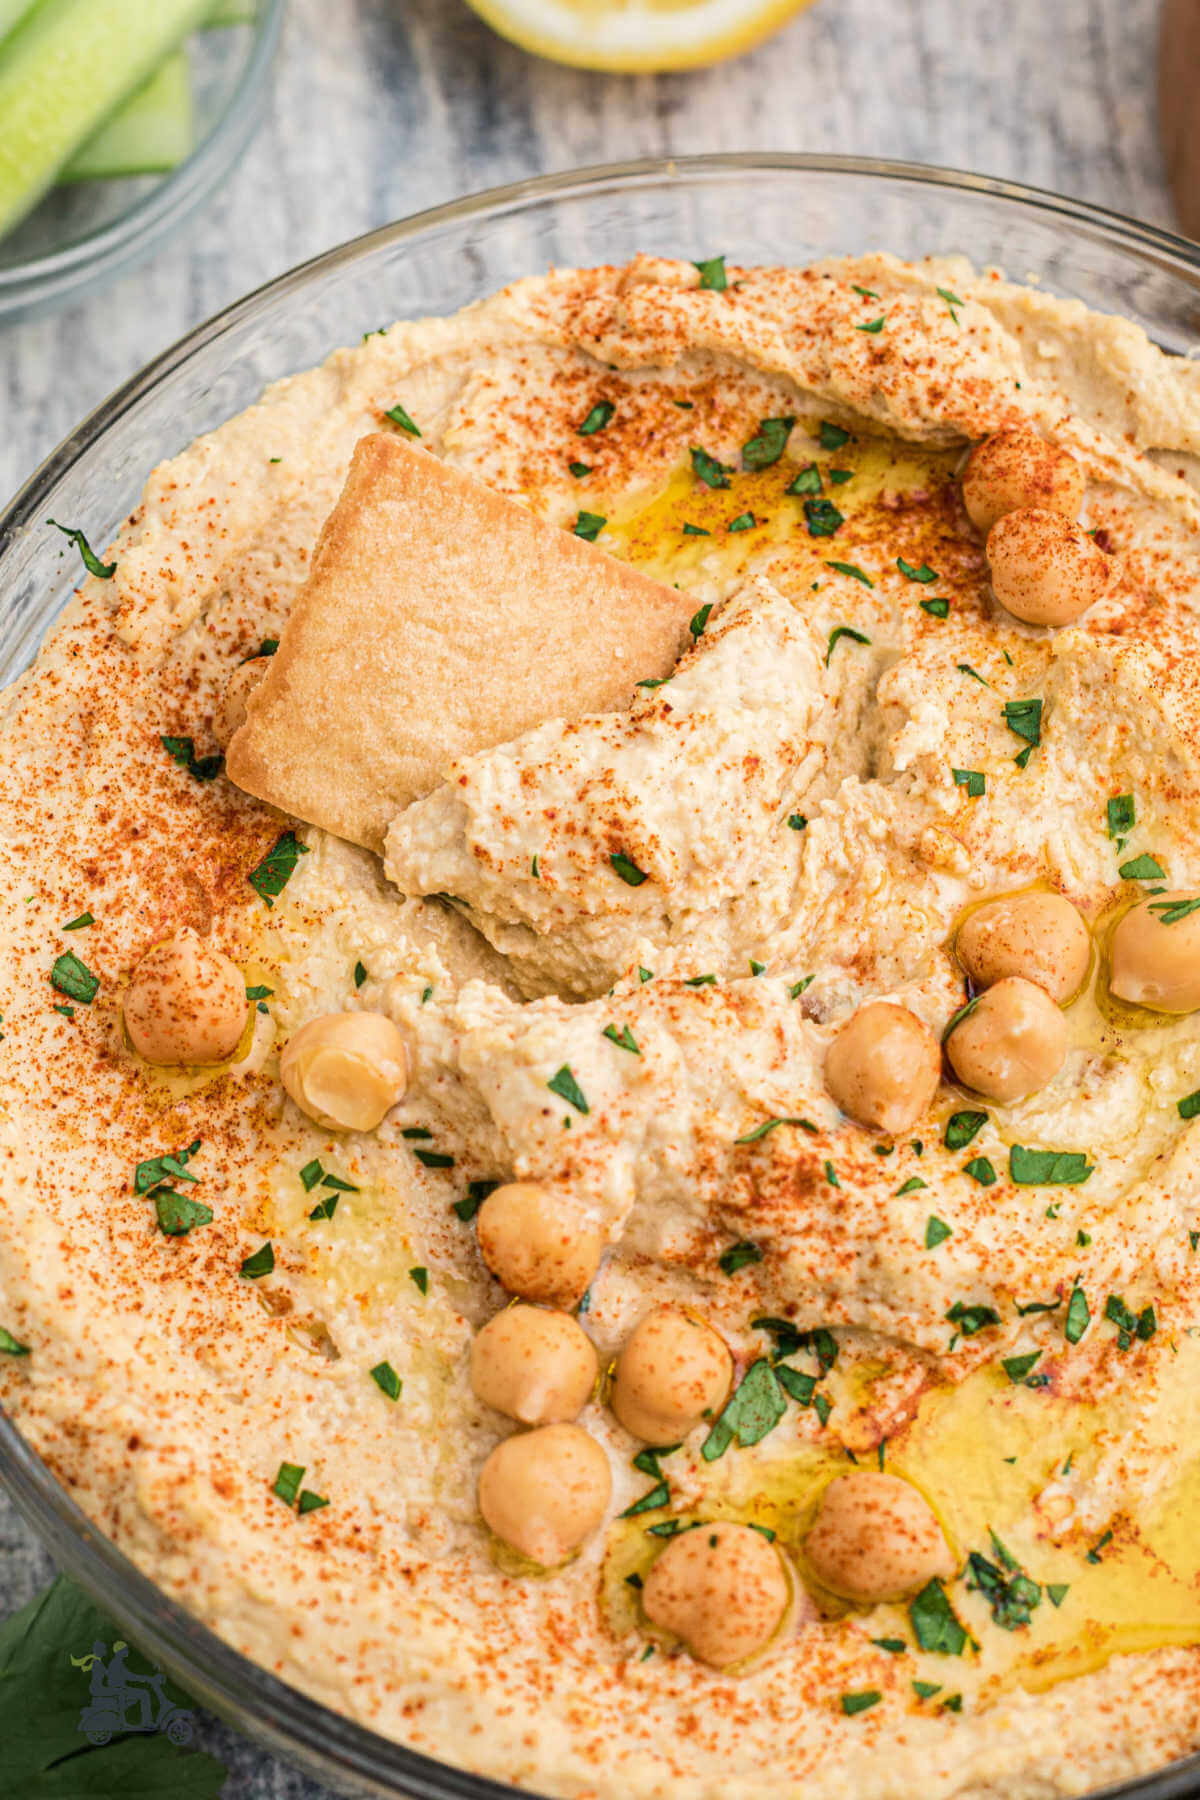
463, 0, 814, 72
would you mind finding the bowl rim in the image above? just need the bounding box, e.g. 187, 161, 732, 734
3, 150, 1200, 1800
0, 0, 287, 308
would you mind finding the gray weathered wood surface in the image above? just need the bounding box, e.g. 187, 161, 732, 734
0, 0, 1175, 1793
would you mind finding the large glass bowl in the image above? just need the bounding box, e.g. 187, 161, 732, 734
2, 154, 1200, 1800
0, 0, 285, 323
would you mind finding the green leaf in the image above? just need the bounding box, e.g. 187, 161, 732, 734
803, 497, 844, 537
1149, 896, 1200, 925
855, 316, 886, 334
727, 511, 756, 532
924, 1215, 952, 1249
0, 1325, 29, 1354
851, 284, 880, 299
735, 1114, 816, 1144
1119, 854, 1166, 880
1002, 697, 1043, 747
61, 912, 94, 931
681, 522, 709, 536
774, 1364, 816, 1404
603, 1023, 640, 1055
786, 463, 822, 496
1107, 795, 1135, 838
160, 736, 223, 782
958, 663, 990, 686
453, 1178, 498, 1224
966, 1541, 1041, 1630
384, 401, 421, 436
690, 445, 732, 488
825, 625, 872, 665
1178, 1088, 1200, 1120
913, 1679, 943, 1699
0, 1574, 225, 1795
272, 1462, 304, 1505
1009, 1146, 1093, 1186
353, 960, 368, 988
825, 562, 874, 588
829, 468, 854, 484
133, 1144, 200, 1194
569, 461, 591, 478
818, 421, 851, 450
718, 1239, 763, 1276
841, 1689, 882, 1714
154, 1191, 212, 1236
787, 813, 807, 830
945, 1301, 999, 1336
48, 519, 115, 580
573, 510, 606, 542
693, 254, 727, 291
920, 597, 951, 619
897, 558, 938, 583
248, 830, 308, 908
701, 1359, 786, 1461
1002, 1350, 1042, 1383
952, 768, 985, 797
298, 1489, 329, 1515
944, 1110, 987, 1151
908, 1577, 968, 1655
299, 1158, 324, 1192
741, 415, 794, 470
963, 1156, 997, 1186
50, 951, 98, 1005
610, 851, 648, 886
871, 1636, 906, 1654
371, 1360, 402, 1400
239, 1242, 274, 1279
689, 602, 713, 639
620, 1480, 671, 1518
896, 1176, 927, 1195
1065, 1283, 1090, 1344
547, 1065, 589, 1114
578, 401, 615, 435
1047, 1583, 1070, 1607
308, 1194, 338, 1221
409, 1266, 429, 1294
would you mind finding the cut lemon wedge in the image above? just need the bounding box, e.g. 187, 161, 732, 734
462, 0, 813, 71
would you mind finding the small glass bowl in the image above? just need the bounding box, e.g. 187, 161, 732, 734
0, 0, 285, 324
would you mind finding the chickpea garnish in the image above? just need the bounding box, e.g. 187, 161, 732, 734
1110, 895, 1200, 1014
944, 976, 1067, 1102
213, 655, 271, 749
279, 1011, 407, 1131
804, 1471, 954, 1603
470, 1305, 598, 1426
123, 928, 248, 1066
956, 891, 1090, 1003
824, 1001, 941, 1134
477, 1422, 611, 1566
642, 1521, 801, 1669
610, 1307, 733, 1444
987, 508, 1113, 627
961, 426, 1085, 535
475, 1182, 604, 1307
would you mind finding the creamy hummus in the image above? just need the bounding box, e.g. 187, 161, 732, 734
3, 251, 1200, 1800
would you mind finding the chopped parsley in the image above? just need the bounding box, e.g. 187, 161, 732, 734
952, 768, 985, 797
248, 830, 308, 908
1009, 1146, 1093, 1186
937, 286, 964, 322
963, 1156, 997, 1186
1064, 1284, 1090, 1344
851, 284, 880, 300
871, 1637, 906, 1654
384, 402, 421, 436
818, 421, 851, 450
413, 1148, 454, 1169
568, 460, 592, 478
409, 1266, 429, 1295
908, 1578, 967, 1655
620, 1480, 670, 1519
787, 813, 808, 830
133, 1141, 199, 1193
897, 558, 938, 583
718, 1240, 763, 1276
369, 1362, 401, 1403
61, 912, 93, 931
1002, 1350, 1042, 1384
681, 522, 709, 536
239, 1242, 274, 1279
856, 316, 886, 334
1086, 1529, 1113, 1564
577, 401, 614, 435
1119, 854, 1165, 880
895, 1176, 927, 1195
50, 951, 98, 1005
573, 511, 606, 541
786, 463, 822, 496
825, 625, 872, 665
603, 1022, 640, 1055
693, 254, 728, 291
1047, 1583, 1070, 1607
609, 851, 649, 886
728, 511, 756, 532
958, 663, 990, 686
741, 416, 795, 470
920, 597, 951, 619
1104, 1294, 1156, 1349
160, 735, 223, 781
454, 1178, 499, 1223
689, 602, 713, 639
841, 1690, 882, 1715
1177, 1087, 1200, 1120
966, 1532, 1041, 1630
308, 1193, 339, 1220
735, 1114, 817, 1144
1149, 896, 1200, 925
944, 1110, 987, 1151
1107, 795, 1135, 838
547, 1065, 589, 1114
154, 1190, 213, 1236
701, 1358, 786, 1461
48, 519, 115, 580
272, 1462, 304, 1506
690, 445, 732, 488
0, 1326, 28, 1355
1002, 698, 1043, 761
826, 562, 874, 588
824, 1160, 840, 1187
945, 1301, 999, 1336
803, 497, 844, 537
925, 1215, 952, 1249
913, 1680, 942, 1700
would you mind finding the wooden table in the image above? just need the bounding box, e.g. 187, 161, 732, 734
0, 0, 1176, 1793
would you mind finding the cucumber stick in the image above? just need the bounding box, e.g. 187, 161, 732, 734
0, 0, 211, 238
60, 51, 192, 181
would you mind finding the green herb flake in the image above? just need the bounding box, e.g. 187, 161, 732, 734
803, 497, 844, 537
548, 1064, 589, 1113
920, 597, 951, 619
1086, 1529, 1113, 1565
454, 1179, 498, 1223
945, 1301, 999, 1336
786, 463, 822, 496
925, 1215, 952, 1249
248, 830, 308, 908
48, 519, 115, 580
856, 316, 886, 334
966, 1534, 1042, 1630
841, 1689, 882, 1715
689, 602, 713, 639
735, 1114, 816, 1144
787, 813, 808, 831
944, 1110, 988, 1151
825, 625, 872, 666
1009, 1145, 1093, 1186
896, 1176, 927, 1195
690, 445, 732, 488
819, 422, 851, 450
239, 1242, 275, 1279
1002, 1350, 1042, 1384
1002, 697, 1043, 749
299, 1158, 324, 1192
681, 522, 710, 536
701, 1358, 787, 1462
897, 558, 938, 583
826, 561, 874, 589
0, 1325, 29, 1354
573, 510, 606, 542
578, 401, 615, 436
913, 1680, 943, 1699
952, 768, 986, 797
610, 851, 649, 886
408, 1266, 429, 1295
964, 1156, 997, 1186
1119, 854, 1166, 881
718, 1239, 763, 1277
272, 1462, 304, 1505
851, 284, 880, 300
958, 663, 990, 686
413, 1148, 454, 1169
1150, 896, 1200, 925
569, 461, 592, 478
154, 1190, 213, 1236
1177, 1088, 1200, 1120
741, 416, 795, 470
694, 254, 728, 291
824, 1159, 840, 1187
384, 402, 421, 436
871, 1637, 906, 1654
603, 1022, 640, 1055
908, 1578, 968, 1656
937, 286, 964, 319
61, 912, 93, 931
296, 1489, 328, 1515
728, 511, 757, 532
50, 951, 98, 1005
1047, 1583, 1070, 1607
1107, 795, 1135, 838
1065, 1284, 1090, 1344
620, 1480, 671, 1519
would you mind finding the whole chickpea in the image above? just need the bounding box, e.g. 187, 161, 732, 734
961, 427, 1085, 535
213, 656, 272, 749
804, 1471, 954, 1603
944, 976, 1067, 1101
478, 1423, 611, 1566
987, 509, 1113, 627
470, 1306, 598, 1426
824, 1001, 941, 1134
642, 1521, 802, 1668
475, 1182, 604, 1307
1109, 895, 1200, 1014
280, 1011, 407, 1131
610, 1307, 733, 1444
956, 891, 1090, 1003
123, 928, 248, 1066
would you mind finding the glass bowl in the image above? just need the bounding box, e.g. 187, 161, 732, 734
2, 154, 1200, 1800
0, 0, 285, 324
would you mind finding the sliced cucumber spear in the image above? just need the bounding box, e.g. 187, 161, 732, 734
0, 0, 212, 238
60, 51, 193, 181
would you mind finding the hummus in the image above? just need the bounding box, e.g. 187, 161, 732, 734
3, 251, 1200, 1800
